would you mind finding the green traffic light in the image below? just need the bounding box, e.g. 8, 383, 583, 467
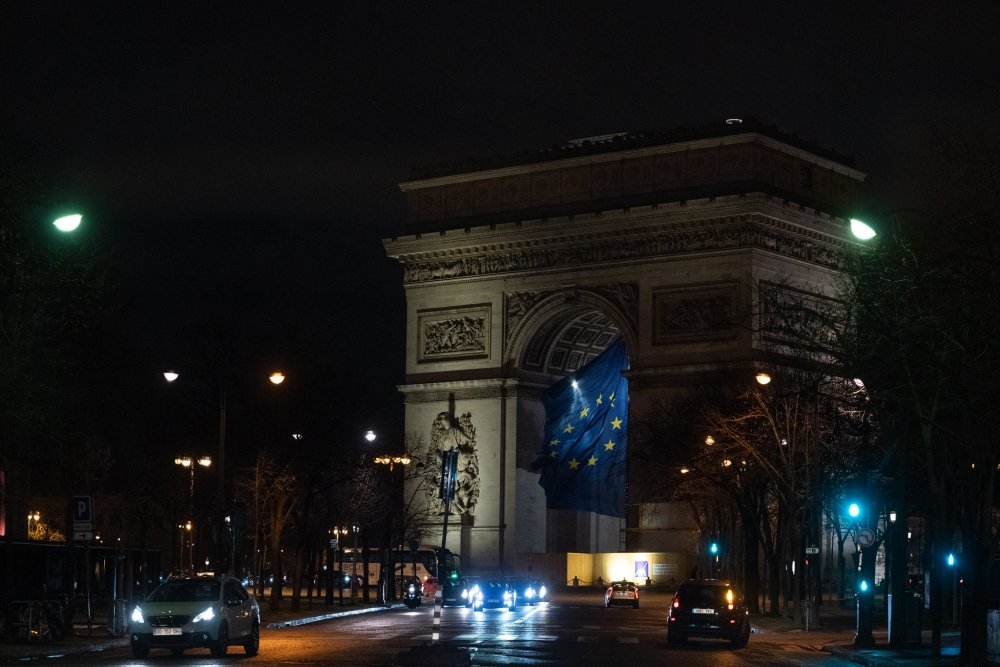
709, 542, 719, 555
848, 503, 861, 518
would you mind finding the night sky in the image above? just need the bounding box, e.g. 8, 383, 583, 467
3, 3, 998, 445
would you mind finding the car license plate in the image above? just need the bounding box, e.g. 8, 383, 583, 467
153, 627, 182, 636
693, 608, 715, 614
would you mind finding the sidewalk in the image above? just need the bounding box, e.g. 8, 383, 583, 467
749, 599, 962, 667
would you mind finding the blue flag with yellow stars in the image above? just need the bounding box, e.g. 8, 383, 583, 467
537, 337, 628, 518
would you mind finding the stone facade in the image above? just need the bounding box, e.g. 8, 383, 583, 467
383, 122, 865, 576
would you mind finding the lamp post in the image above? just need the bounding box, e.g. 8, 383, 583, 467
174, 455, 211, 571
368, 430, 414, 602
164, 369, 285, 574
27, 511, 41, 540
176, 521, 193, 573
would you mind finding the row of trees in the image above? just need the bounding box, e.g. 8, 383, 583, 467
631, 126, 1000, 664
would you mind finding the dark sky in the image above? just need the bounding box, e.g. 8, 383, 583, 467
3, 2, 998, 441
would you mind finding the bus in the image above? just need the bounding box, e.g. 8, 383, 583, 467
333, 545, 459, 596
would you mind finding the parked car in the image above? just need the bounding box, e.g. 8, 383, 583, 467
605, 580, 640, 608
506, 577, 547, 606
469, 580, 517, 611
667, 579, 751, 648
129, 574, 260, 658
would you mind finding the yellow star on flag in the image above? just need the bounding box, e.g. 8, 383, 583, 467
563, 423, 574, 434
549, 450, 558, 458
587, 455, 598, 466
611, 416, 623, 430
596, 394, 603, 405
549, 438, 561, 447
604, 439, 615, 451
579, 406, 590, 418
568, 458, 580, 470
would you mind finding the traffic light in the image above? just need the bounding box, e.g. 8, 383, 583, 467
449, 570, 459, 581
709, 542, 719, 556
848, 502, 861, 519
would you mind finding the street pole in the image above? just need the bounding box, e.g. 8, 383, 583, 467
432, 447, 457, 645
218, 389, 228, 574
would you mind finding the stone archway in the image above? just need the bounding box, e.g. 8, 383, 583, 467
384, 122, 864, 575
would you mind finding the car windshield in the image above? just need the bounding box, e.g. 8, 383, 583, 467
147, 580, 220, 603
613, 582, 633, 590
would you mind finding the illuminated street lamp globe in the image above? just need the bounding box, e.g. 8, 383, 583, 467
52, 213, 82, 232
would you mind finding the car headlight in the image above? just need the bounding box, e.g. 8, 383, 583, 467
191, 606, 216, 623
538, 585, 547, 598
525, 587, 535, 598
408, 584, 417, 594
130, 607, 145, 624
503, 591, 512, 601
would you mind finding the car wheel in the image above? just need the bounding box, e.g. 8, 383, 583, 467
210, 622, 229, 657
243, 620, 260, 656
732, 621, 750, 648
132, 643, 150, 659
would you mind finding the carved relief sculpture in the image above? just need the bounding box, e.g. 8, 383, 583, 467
428, 411, 480, 516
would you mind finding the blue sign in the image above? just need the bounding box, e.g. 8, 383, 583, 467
72, 495, 93, 522
634, 560, 649, 579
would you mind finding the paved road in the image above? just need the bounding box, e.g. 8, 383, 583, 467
39, 590, 866, 666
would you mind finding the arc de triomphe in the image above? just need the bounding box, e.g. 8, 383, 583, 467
382, 120, 864, 576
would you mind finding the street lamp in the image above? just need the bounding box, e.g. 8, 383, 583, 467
373, 454, 412, 471
52, 213, 83, 233
176, 521, 193, 573
850, 218, 878, 240
27, 511, 41, 540
164, 368, 285, 574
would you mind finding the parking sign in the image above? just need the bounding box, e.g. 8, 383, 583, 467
72, 496, 92, 521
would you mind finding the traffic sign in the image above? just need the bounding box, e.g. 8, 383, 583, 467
805, 546, 819, 554
74, 531, 93, 541
72, 495, 93, 522
857, 528, 876, 547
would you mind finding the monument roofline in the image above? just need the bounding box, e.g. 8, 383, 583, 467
396, 121, 865, 229
402, 118, 860, 187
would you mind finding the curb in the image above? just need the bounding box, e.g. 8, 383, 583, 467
266, 602, 404, 628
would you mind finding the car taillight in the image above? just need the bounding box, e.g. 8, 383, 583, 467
726, 589, 735, 610
671, 596, 680, 609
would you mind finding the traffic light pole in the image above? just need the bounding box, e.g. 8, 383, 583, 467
432, 447, 457, 646
855, 543, 876, 647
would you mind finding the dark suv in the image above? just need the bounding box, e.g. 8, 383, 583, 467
667, 579, 750, 648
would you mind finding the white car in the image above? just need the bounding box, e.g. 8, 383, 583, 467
129, 575, 260, 658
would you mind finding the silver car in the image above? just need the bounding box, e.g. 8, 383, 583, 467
129, 575, 260, 658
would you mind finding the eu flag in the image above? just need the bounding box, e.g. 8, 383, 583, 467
537, 337, 629, 518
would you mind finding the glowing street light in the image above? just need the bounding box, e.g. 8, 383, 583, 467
52, 213, 82, 233
850, 218, 877, 241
